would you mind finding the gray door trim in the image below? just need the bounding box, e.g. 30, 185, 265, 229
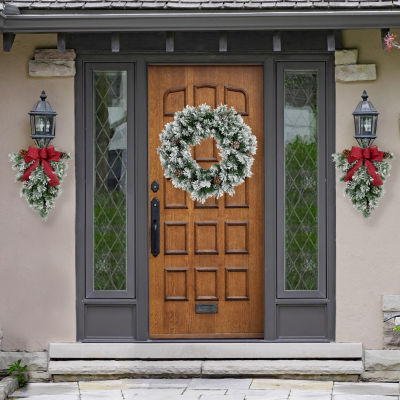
75, 51, 335, 342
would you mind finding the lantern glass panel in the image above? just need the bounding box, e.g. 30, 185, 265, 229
360, 115, 373, 135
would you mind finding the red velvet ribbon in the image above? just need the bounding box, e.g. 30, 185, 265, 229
21, 146, 61, 187
344, 145, 384, 187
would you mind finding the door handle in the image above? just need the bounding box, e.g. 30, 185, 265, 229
151, 197, 160, 257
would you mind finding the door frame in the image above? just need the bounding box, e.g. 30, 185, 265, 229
75, 52, 335, 342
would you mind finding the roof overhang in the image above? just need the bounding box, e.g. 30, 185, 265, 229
2, 9, 400, 33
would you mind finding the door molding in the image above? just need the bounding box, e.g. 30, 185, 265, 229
75, 52, 335, 342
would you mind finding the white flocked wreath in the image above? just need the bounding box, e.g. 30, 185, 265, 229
158, 104, 257, 203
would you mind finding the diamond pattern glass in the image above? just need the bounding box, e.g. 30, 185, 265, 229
284, 70, 319, 291
93, 71, 128, 291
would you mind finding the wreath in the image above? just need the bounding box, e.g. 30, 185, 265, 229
158, 104, 257, 203
9, 146, 70, 219
332, 145, 394, 218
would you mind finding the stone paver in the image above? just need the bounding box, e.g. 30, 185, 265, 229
333, 382, 399, 396
8, 378, 400, 399
251, 378, 333, 391
188, 378, 252, 390
333, 396, 399, 400
230, 390, 290, 399
80, 389, 123, 399
10, 382, 79, 398
289, 389, 332, 399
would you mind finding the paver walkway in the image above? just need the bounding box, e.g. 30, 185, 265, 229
8, 379, 400, 399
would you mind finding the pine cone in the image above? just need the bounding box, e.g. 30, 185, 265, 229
171, 137, 179, 145
213, 176, 222, 185
232, 141, 240, 150
19, 149, 27, 157
342, 149, 351, 158
384, 152, 390, 159
174, 169, 183, 178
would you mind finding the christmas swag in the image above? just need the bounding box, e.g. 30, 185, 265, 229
158, 104, 257, 203
333, 145, 394, 218
9, 146, 70, 219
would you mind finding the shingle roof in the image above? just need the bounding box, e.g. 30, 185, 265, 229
4, 0, 400, 10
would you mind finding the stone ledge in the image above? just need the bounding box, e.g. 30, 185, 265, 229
335, 49, 358, 65
335, 64, 376, 82
49, 342, 363, 360
29, 60, 75, 77
364, 350, 400, 371
0, 377, 18, 400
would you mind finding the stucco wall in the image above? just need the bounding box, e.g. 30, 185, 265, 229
0, 29, 399, 351
336, 29, 400, 349
0, 34, 75, 351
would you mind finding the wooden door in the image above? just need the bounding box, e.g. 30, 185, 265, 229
148, 65, 264, 338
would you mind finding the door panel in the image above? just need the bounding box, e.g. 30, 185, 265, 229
148, 65, 264, 338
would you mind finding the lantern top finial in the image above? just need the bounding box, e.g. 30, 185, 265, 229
40, 90, 47, 101
361, 90, 368, 101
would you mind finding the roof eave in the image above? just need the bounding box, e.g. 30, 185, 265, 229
2, 9, 400, 33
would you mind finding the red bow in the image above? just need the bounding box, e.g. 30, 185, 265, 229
344, 145, 384, 187
21, 146, 61, 187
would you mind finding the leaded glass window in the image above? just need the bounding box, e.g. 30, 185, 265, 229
284, 70, 319, 291
93, 71, 128, 291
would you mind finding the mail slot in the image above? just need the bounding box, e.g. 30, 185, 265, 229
195, 303, 218, 314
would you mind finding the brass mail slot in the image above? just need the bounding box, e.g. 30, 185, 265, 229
195, 303, 218, 314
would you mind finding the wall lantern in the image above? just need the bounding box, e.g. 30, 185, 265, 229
353, 90, 379, 148
29, 90, 57, 148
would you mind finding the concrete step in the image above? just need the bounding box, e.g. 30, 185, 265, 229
48, 359, 363, 381
49, 342, 362, 360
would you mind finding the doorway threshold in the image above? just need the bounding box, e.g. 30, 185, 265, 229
49, 342, 362, 360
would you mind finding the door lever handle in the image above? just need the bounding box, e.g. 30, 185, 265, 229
151, 197, 160, 257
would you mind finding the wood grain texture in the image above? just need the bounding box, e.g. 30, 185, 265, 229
149, 65, 264, 338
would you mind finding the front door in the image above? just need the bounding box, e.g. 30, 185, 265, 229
148, 65, 264, 338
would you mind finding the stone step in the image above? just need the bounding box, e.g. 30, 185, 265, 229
48, 359, 363, 381
49, 342, 362, 360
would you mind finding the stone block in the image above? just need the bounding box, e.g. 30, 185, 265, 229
202, 360, 363, 376
382, 295, 400, 312
29, 60, 76, 77
28, 370, 51, 382
335, 64, 376, 82
383, 312, 400, 349
49, 360, 202, 377
34, 49, 76, 61
0, 352, 48, 372
335, 49, 358, 65
0, 377, 19, 400
364, 350, 400, 371
361, 370, 400, 382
